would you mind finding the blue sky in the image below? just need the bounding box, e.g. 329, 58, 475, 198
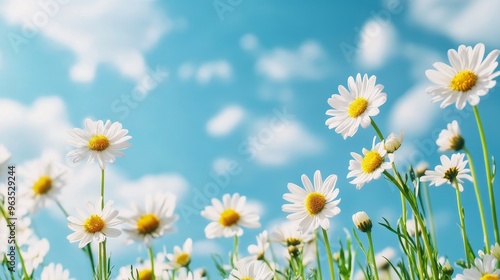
1, 0, 500, 278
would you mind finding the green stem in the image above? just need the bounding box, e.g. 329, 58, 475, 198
370, 118, 385, 140
420, 181, 437, 247
322, 228, 336, 280
99, 169, 107, 280
366, 231, 380, 280
315, 230, 323, 280
55, 199, 69, 217
148, 246, 156, 280
464, 146, 490, 252
473, 106, 499, 243
233, 235, 239, 264
454, 181, 471, 266
414, 218, 425, 280
383, 171, 439, 278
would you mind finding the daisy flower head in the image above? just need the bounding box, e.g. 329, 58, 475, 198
67, 119, 131, 169
352, 211, 372, 233
201, 193, 260, 239
270, 221, 314, 247
67, 197, 122, 248
22, 238, 50, 275
454, 254, 500, 280
41, 263, 75, 280
282, 170, 341, 233
166, 238, 193, 269
20, 158, 66, 213
479, 243, 500, 261
247, 230, 269, 260
420, 153, 472, 192
228, 259, 274, 280
325, 73, 387, 139
123, 193, 178, 246
384, 131, 403, 153
347, 138, 394, 189
437, 120, 465, 152
176, 268, 207, 280
116, 253, 169, 280
425, 43, 500, 110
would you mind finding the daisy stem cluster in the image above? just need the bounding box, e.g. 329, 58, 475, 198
463, 146, 490, 252
98, 169, 108, 280
148, 246, 156, 280
365, 230, 379, 280
454, 180, 472, 265
473, 106, 500, 244
322, 228, 336, 280
314, 230, 323, 280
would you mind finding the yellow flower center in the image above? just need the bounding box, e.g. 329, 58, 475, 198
138, 269, 152, 280
84, 215, 105, 233
88, 135, 110, 151
136, 214, 160, 234
219, 209, 240, 227
305, 192, 327, 215
444, 167, 459, 183
450, 70, 478, 92
348, 98, 369, 118
286, 237, 302, 246
175, 253, 191, 267
450, 135, 465, 151
481, 274, 499, 280
361, 151, 384, 173
241, 278, 253, 280
33, 176, 52, 195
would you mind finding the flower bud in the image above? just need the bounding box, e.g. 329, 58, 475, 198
415, 162, 428, 178
352, 211, 372, 232
442, 260, 454, 276
384, 132, 403, 153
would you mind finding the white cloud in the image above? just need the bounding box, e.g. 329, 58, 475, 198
388, 83, 440, 138
246, 200, 265, 218
212, 157, 233, 175
0, 96, 72, 162
250, 120, 324, 166
355, 19, 397, 69
177, 60, 232, 84
409, 0, 500, 47
240, 33, 259, 51
206, 105, 245, 137
0, 0, 173, 82
256, 40, 329, 82
192, 239, 223, 257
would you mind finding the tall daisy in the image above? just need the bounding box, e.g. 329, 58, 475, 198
40, 263, 75, 280
67, 119, 131, 169
270, 222, 314, 247
325, 73, 387, 139
201, 193, 260, 239
20, 158, 66, 213
347, 138, 394, 189
67, 197, 122, 248
247, 230, 269, 261
437, 120, 464, 152
166, 238, 193, 269
425, 43, 500, 110
282, 170, 341, 233
454, 254, 500, 280
420, 153, 472, 192
228, 259, 274, 280
122, 194, 178, 246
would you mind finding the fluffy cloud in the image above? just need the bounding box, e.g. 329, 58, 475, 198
249, 119, 324, 166
177, 60, 232, 84
206, 105, 245, 137
0, 96, 72, 162
409, 0, 500, 47
0, 0, 173, 82
192, 239, 223, 257
240, 33, 259, 52
388, 83, 440, 138
355, 19, 397, 69
256, 40, 329, 82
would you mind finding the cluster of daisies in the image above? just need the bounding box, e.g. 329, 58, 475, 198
1, 42, 500, 279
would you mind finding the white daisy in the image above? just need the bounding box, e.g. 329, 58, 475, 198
270, 222, 314, 247
420, 153, 473, 192
201, 193, 260, 239
22, 238, 50, 275
166, 238, 193, 269
454, 254, 500, 280
326, 73, 387, 139
247, 230, 269, 261
347, 138, 394, 189
67, 119, 131, 169
67, 197, 122, 248
352, 211, 372, 233
384, 132, 403, 153
176, 268, 207, 280
122, 193, 178, 246
282, 170, 341, 233
436, 120, 465, 152
41, 263, 75, 280
19, 158, 66, 213
425, 43, 500, 110
116, 253, 169, 280
479, 243, 500, 261
228, 259, 274, 280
